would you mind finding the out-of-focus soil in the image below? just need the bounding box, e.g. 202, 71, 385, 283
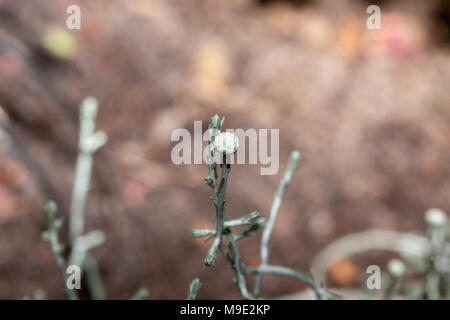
0, 0, 449, 299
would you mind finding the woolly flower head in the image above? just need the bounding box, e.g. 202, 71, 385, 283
425, 208, 447, 228
213, 132, 239, 155
387, 259, 405, 278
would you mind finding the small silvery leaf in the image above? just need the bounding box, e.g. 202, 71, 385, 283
225, 211, 260, 227
46, 201, 58, 221
190, 229, 215, 238
130, 288, 149, 300
82, 131, 107, 153
236, 218, 266, 239
41, 231, 51, 242
53, 218, 64, 230
187, 278, 202, 300
209, 114, 221, 130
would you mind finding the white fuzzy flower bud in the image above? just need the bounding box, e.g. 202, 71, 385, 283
425, 208, 447, 228
213, 132, 239, 155
388, 259, 405, 278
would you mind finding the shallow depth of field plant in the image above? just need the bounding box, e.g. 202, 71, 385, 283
36, 101, 450, 300
189, 114, 338, 300
38, 103, 337, 300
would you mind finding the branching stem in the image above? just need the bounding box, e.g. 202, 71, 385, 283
195, 115, 337, 300
253, 151, 300, 297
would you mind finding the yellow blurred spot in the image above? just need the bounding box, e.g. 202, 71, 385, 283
335, 18, 363, 58
42, 26, 79, 59
191, 40, 230, 102
189, 219, 215, 231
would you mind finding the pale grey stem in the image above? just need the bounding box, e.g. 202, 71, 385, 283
254, 151, 300, 297
190, 211, 261, 239
68, 97, 107, 299
83, 254, 106, 300
187, 278, 202, 300
48, 230, 79, 300
227, 233, 253, 300
69, 97, 106, 242
224, 211, 260, 227
425, 217, 447, 300
219, 242, 234, 265
130, 288, 149, 300
249, 265, 312, 284
426, 271, 441, 300
248, 265, 339, 300
69, 148, 92, 241
68, 230, 105, 268
384, 275, 398, 300
43, 201, 79, 300
204, 160, 230, 266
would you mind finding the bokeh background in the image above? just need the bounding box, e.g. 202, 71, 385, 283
0, 0, 449, 299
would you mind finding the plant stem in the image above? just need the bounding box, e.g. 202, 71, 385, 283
69, 97, 107, 299
425, 217, 446, 300
254, 151, 300, 297
70, 97, 106, 242
83, 254, 106, 300
130, 288, 149, 300
48, 231, 79, 300
43, 202, 79, 300
204, 159, 230, 266
384, 274, 398, 300
227, 232, 253, 299
187, 278, 202, 300
197, 116, 336, 300
247, 265, 339, 300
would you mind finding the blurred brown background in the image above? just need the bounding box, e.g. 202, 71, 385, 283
0, 0, 449, 299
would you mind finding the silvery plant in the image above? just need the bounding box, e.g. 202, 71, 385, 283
40, 105, 450, 300
189, 115, 338, 300
37, 102, 337, 300
40, 97, 147, 300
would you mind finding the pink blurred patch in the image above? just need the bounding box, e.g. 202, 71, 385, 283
121, 179, 149, 208
0, 53, 23, 78
379, 13, 424, 59
0, 184, 18, 223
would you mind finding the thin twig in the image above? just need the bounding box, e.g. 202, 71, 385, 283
83, 253, 106, 300
194, 116, 336, 300
247, 265, 340, 300
70, 97, 106, 242
42, 201, 78, 300
69, 97, 107, 299
253, 151, 300, 297
204, 118, 226, 267
187, 278, 202, 300
227, 232, 253, 299
130, 288, 149, 300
